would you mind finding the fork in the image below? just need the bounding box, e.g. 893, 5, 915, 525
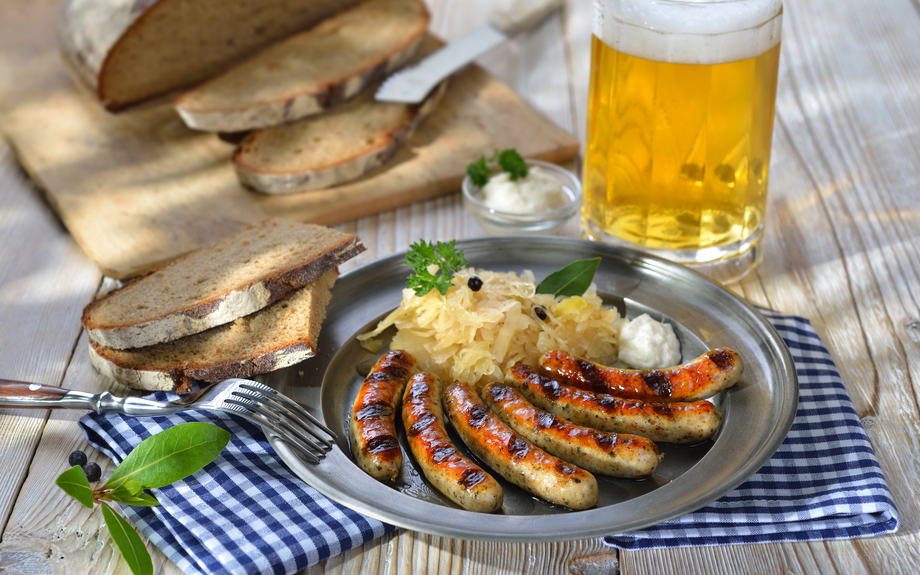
0, 377, 336, 464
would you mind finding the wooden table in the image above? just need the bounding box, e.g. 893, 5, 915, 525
1, 0, 918, 573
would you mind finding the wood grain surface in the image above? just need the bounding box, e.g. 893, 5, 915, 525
1, 0, 919, 574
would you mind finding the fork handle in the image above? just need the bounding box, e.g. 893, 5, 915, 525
0, 378, 107, 411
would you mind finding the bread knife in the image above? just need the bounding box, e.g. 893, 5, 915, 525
374, 0, 564, 104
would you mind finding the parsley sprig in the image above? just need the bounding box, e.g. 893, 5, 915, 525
466, 148, 530, 187
405, 240, 468, 296
405, 241, 600, 298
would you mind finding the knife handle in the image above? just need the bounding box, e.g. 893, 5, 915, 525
490, 0, 564, 36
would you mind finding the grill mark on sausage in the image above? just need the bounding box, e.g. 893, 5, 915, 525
406, 378, 430, 401
468, 404, 491, 429
641, 370, 672, 397
708, 348, 733, 370
651, 403, 677, 416
459, 468, 488, 489
555, 460, 578, 476
534, 411, 556, 430
356, 401, 392, 421
486, 384, 511, 402
595, 433, 615, 450
408, 412, 436, 436
366, 435, 399, 454
366, 364, 411, 383
431, 445, 454, 464
507, 436, 529, 459
575, 358, 599, 386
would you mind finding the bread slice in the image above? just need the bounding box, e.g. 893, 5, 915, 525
81, 219, 363, 350
174, 0, 430, 132
232, 58, 447, 193
88, 271, 337, 393
58, 0, 361, 111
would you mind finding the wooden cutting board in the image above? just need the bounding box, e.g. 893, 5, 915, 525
0, 0, 579, 279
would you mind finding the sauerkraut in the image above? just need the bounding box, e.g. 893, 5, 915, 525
358, 268, 627, 387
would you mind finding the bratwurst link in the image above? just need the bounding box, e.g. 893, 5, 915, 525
402, 372, 503, 512
481, 383, 662, 479
539, 348, 743, 403
506, 364, 722, 444
443, 381, 598, 510
350, 350, 416, 481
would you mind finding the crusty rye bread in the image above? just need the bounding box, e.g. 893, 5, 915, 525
233, 41, 447, 194
58, 0, 361, 111
81, 219, 364, 350
89, 271, 338, 393
175, 0, 430, 132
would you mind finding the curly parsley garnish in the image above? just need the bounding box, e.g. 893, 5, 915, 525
405, 239, 469, 296
466, 148, 530, 187
405, 240, 600, 298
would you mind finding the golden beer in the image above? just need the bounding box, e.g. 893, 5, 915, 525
583, 0, 782, 279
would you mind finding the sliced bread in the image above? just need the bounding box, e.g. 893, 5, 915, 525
174, 0, 431, 132
58, 0, 361, 111
88, 271, 338, 393
232, 56, 447, 193
81, 219, 363, 350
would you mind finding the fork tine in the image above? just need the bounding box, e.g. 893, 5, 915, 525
224, 401, 325, 464
238, 383, 337, 442
225, 398, 329, 454
235, 390, 334, 450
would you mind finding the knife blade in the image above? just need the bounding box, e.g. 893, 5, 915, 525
375, 0, 564, 104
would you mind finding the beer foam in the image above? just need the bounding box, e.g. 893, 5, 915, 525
594, 0, 782, 64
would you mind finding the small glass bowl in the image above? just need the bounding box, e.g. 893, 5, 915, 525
461, 159, 582, 236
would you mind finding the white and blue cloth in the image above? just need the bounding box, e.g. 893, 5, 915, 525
80, 309, 898, 575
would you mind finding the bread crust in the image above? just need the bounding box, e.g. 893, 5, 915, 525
58, 0, 360, 110
174, 0, 430, 131
234, 79, 447, 194
81, 219, 363, 349
89, 338, 315, 393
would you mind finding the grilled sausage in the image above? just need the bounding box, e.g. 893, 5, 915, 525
350, 350, 416, 481
443, 381, 598, 510
506, 363, 721, 444
481, 382, 662, 478
539, 348, 743, 402
402, 372, 503, 512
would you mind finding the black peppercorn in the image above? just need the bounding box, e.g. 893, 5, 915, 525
467, 276, 483, 291
533, 306, 548, 321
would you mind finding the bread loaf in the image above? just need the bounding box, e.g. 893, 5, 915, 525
175, 0, 430, 132
58, 0, 361, 110
88, 271, 338, 393
81, 219, 363, 349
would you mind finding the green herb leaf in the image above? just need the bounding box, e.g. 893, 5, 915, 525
405, 240, 468, 296
535, 257, 601, 297
105, 422, 230, 491
112, 493, 160, 508
101, 503, 154, 575
55, 465, 94, 509
466, 155, 491, 187
493, 148, 529, 181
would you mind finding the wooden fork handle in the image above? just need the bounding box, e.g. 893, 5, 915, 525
0, 379, 68, 407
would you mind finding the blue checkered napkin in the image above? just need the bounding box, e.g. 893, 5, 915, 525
79, 408, 395, 575
605, 308, 899, 550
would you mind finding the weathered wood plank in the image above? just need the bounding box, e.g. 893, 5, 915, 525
0, 138, 102, 537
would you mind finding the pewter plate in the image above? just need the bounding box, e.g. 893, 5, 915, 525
267, 237, 797, 541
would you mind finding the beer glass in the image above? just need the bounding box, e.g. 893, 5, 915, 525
582, 0, 782, 283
